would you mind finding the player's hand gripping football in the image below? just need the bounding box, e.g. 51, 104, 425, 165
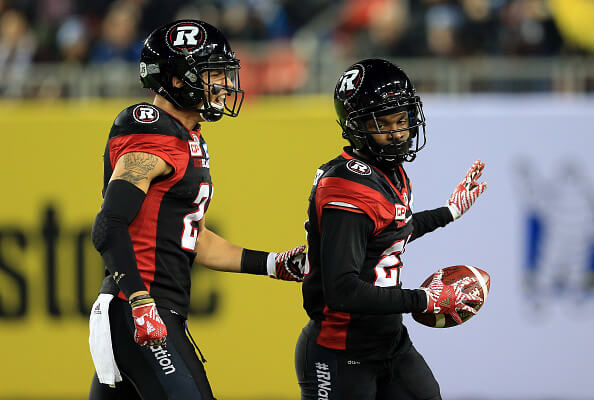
421, 269, 482, 325
129, 294, 168, 346
447, 160, 487, 220
267, 245, 307, 282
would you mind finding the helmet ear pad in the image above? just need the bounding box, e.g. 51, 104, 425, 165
173, 80, 203, 110
341, 120, 366, 151
140, 61, 205, 111
169, 59, 209, 110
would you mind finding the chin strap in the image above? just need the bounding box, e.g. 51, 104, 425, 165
157, 86, 186, 111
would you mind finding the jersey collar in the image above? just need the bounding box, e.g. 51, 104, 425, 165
341, 147, 410, 207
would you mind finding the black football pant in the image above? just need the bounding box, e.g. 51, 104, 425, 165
295, 326, 441, 400
88, 298, 215, 400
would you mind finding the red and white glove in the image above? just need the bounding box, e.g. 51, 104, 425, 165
421, 269, 482, 325
129, 295, 167, 347
447, 160, 487, 220
267, 245, 307, 282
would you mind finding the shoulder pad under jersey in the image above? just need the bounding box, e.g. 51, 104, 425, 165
110, 103, 187, 140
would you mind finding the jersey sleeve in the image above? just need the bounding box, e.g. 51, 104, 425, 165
410, 207, 453, 242
315, 175, 395, 235
109, 133, 188, 174
320, 208, 427, 314
107, 104, 189, 173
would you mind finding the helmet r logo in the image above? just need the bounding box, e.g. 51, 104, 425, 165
167, 23, 206, 53
338, 66, 363, 97
173, 26, 200, 46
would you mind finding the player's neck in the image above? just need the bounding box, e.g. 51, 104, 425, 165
153, 95, 204, 131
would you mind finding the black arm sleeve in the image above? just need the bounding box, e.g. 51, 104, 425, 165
410, 206, 453, 242
91, 179, 147, 299
320, 208, 427, 314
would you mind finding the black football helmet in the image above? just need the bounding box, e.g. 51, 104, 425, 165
334, 59, 426, 167
140, 20, 244, 121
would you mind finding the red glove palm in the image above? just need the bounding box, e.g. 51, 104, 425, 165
267, 245, 307, 281
422, 269, 482, 325
130, 295, 167, 346
447, 160, 487, 220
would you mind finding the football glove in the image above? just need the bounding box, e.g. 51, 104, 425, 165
447, 159, 487, 220
129, 295, 167, 347
267, 245, 307, 281
421, 269, 482, 325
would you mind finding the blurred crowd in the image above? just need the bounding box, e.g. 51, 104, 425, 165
2, 0, 591, 63
336, 0, 570, 58
0, 0, 593, 97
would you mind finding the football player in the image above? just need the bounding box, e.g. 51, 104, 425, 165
87, 20, 306, 400
295, 59, 487, 399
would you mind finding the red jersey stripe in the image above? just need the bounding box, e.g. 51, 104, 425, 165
109, 134, 188, 174
316, 176, 395, 235
340, 150, 355, 160
317, 305, 351, 350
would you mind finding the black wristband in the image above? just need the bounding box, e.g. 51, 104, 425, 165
129, 293, 153, 307
240, 249, 268, 275
128, 293, 152, 303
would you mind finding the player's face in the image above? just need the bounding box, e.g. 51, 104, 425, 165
200, 69, 236, 111
365, 111, 410, 145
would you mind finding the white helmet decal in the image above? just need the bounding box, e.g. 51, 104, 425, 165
166, 22, 206, 54
337, 65, 364, 98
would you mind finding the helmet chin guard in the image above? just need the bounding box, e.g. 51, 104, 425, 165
200, 100, 223, 122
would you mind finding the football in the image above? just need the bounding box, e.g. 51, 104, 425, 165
412, 265, 490, 328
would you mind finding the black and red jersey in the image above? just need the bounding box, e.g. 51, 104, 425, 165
102, 103, 212, 317
302, 147, 452, 361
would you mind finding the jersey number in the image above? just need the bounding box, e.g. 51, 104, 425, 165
181, 183, 212, 251
373, 239, 406, 287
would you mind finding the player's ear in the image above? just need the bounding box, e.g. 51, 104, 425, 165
172, 76, 184, 88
